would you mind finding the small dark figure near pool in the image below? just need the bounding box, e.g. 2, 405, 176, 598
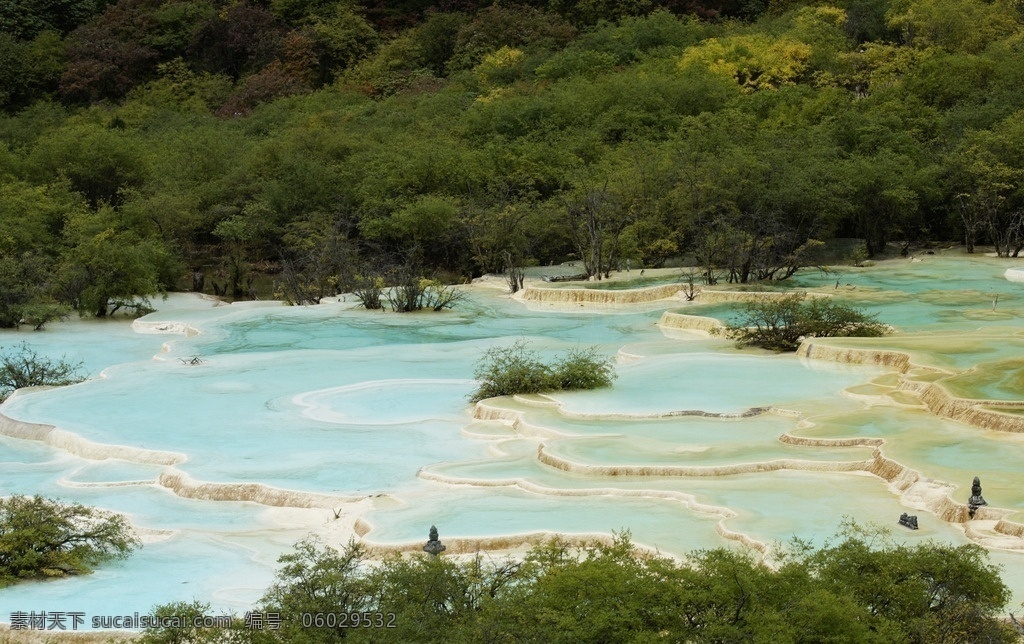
898, 513, 919, 530
968, 476, 988, 518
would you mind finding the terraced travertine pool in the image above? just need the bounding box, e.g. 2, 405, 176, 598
2, 252, 1023, 623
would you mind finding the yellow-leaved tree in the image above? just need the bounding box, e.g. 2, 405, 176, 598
678, 34, 813, 92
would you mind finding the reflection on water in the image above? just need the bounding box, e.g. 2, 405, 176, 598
2, 254, 1024, 621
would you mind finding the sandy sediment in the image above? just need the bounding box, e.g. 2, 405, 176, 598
778, 432, 885, 448
353, 515, 611, 554
365, 466, 773, 556
157, 468, 366, 508
657, 312, 725, 334
897, 380, 1024, 432
863, 449, 1021, 526
471, 401, 575, 438
417, 467, 737, 520
518, 284, 835, 307
799, 338, 1024, 432
963, 521, 1024, 551
535, 443, 871, 477
615, 348, 647, 362
519, 283, 682, 305
716, 523, 772, 555
797, 341, 912, 372
358, 527, 626, 557
471, 400, 527, 423
534, 433, 1024, 547
694, 290, 831, 304
994, 519, 1024, 539
58, 478, 157, 489
468, 397, 1024, 552
0, 412, 374, 512
358, 523, 770, 560
0, 411, 185, 466
779, 416, 1024, 545
131, 318, 201, 337
473, 396, 768, 426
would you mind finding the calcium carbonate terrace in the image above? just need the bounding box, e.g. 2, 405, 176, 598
2, 252, 1024, 623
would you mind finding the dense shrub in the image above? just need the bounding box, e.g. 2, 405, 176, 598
144, 525, 1016, 643
551, 346, 617, 391
0, 495, 138, 585
725, 293, 888, 351
471, 340, 615, 401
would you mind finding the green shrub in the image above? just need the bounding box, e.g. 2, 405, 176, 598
471, 340, 553, 401
726, 293, 887, 351
170, 524, 1016, 643
471, 341, 615, 402
0, 495, 138, 586
551, 346, 616, 391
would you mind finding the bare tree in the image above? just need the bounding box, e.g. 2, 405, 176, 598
563, 180, 628, 280
681, 269, 700, 301
504, 251, 524, 294
277, 223, 356, 305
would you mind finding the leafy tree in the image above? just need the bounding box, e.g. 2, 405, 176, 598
571, 10, 715, 65
0, 252, 61, 328
725, 293, 888, 351
129, 57, 233, 113
352, 273, 386, 310
0, 0, 113, 39
28, 122, 149, 209
217, 524, 1016, 643
251, 537, 374, 642
188, 2, 286, 80
0, 180, 78, 255
58, 211, 171, 317
801, 523, 1015, 643
144, 0, 217, 55
534, 47, 617, 81
678, 125, 843, 282
308, 5, 379, 83
361, 195, 468, 271
361, 553, 521, 642
886, 0, 1018, 55
0, 495, 137, 584
15, 302, 72, 331
843, 149, 925, 256
406, 11, 468, 76
138, 600, 240, 644
217, 32, 317, 116
549, 0, 655, 26
466, 192, 533, 275
0, 30, 64, 110
58, 0, 164, 103
149, 522, 1017, 643
678, 34, 814, 92
211, 205, 276, 300
446, 4, 575, 73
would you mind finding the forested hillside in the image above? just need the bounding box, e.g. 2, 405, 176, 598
2, 0, 1023, 323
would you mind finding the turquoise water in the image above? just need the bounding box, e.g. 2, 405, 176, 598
2, 256, 1024, 623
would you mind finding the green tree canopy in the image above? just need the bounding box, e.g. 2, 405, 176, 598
0, 495, 138, 585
